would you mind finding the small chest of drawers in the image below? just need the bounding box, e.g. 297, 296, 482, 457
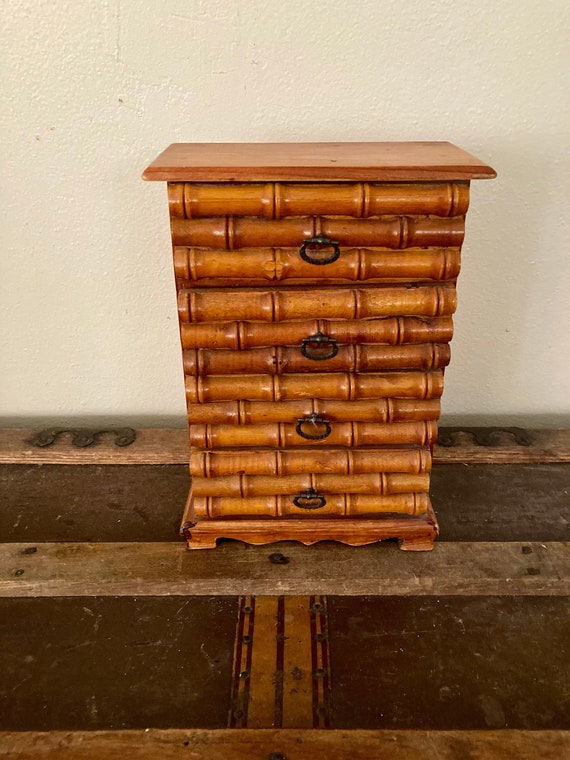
144, 142, 495, 550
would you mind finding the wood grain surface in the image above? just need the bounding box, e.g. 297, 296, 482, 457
167, 181, 470, 218
1, 541, 568, 597
170, 215, 465, 249
0, 729, 568, 759
142, 141, 497, 181
173, 246, 462, 287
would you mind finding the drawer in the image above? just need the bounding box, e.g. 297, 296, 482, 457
182, 343, 450, 375
187, 398, 440, 425
185, 371, 443, 402
191, 492, 430, 519
191, 472, 430, 497
188, 420, 438, 448
173, 246, 461, 287
178, 285, 457, 323
180, 315, 454, 350
170, 215, 465, 249
189, 447, 432, 476
168, 181, 470, 219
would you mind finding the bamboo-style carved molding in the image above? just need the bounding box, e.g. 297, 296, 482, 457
190, 447, 432, 477
182, 343, 451, 376
187, 398, 440, 425
168, 181, 470, 219
177, 285, 457, 323
180, 316, 455, 350
187, 420, 438, 449
170, 215, 465, 249
184, 371, 444, 403
191, 491, 429, 520
173, 246, 462, 286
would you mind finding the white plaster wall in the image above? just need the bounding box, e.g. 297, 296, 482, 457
2, 0, 569, 426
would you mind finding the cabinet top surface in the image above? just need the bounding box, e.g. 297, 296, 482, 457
143, 142, 496, 182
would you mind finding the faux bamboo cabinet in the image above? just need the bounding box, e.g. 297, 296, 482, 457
143, 143, 495, 550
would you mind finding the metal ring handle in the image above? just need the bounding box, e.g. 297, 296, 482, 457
295, 413, 332, 440
299, 234, 340, 265
301, 332, 339, 361
293, 488, 327, 510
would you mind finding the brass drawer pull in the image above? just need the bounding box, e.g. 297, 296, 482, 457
299, 233, 340, 265
301, 332, 339, 361
295, 413, 332, 440
293, 488, 327, 510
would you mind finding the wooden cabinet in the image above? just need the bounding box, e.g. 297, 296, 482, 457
143, 142, 495, 550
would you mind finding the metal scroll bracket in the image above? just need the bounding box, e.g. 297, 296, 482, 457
437, 426, 533, 447
27, 427, 137, 448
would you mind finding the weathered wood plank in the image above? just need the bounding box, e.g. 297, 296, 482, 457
1, 428, 569, 465
1, 541, 568, 597
0, 429, 189, 466
0, 729, 568, 759
2, 463, 568, 544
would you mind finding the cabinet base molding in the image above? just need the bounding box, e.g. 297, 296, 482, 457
180, 500, 438, 551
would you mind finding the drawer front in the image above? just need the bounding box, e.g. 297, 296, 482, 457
168, 181, 470, 219
188, 420, 438, 449
185, 371, 444, 403
178, 285, 457, 323
187, 398, 440, 425
189, 447, 432, 477
191, 492, 429, 519
173, 246, 461, 287
180, 316, 454, 350
170, 216, 465, 249
191, 472, 430, 497
182, 343, 450, 375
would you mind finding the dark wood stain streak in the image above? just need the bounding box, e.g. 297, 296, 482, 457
1, 463, 568, 543
274, 596, 285, 728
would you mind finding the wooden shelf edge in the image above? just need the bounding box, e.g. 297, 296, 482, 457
1, 541, 568, 598
0, 428, 568, 465
0, 728, 568, 759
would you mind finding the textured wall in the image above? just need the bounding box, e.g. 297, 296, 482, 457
2, 0, 569, 426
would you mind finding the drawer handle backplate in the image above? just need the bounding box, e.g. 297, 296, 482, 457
293, 488, 327, 510
301, 332, 339, 361
299, 234, 341, 265
295, 413, 332, 440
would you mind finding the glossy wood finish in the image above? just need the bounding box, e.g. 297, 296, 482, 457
180, 316, 455, 350
168, 181, 470, 218
178, 285, 457, 323
143, 142, 494, 549
188, 420, 438, 449
190, 492, 429, 519
191, 472, 430, 497
187, 398, 441, 425
184, 371, 444, 403
173, 246, 461, 287
171, 215, 465, 248
189, 447, 432, 477
183, 344, 451, 375
181, 501, 438, 548
143, 142, 496, 181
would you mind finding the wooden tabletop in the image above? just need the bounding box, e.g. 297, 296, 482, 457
143, 142, 496, 182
